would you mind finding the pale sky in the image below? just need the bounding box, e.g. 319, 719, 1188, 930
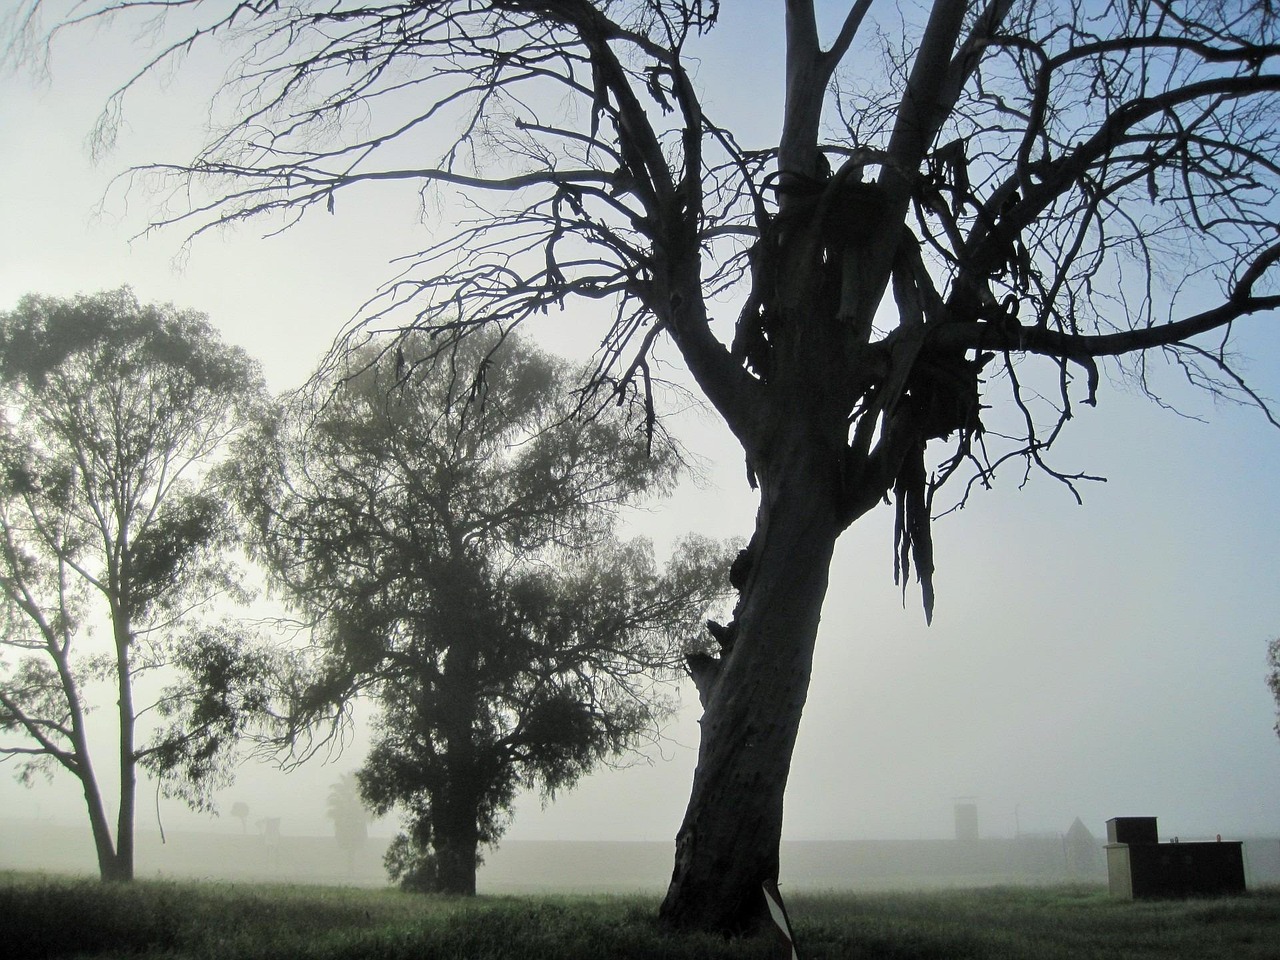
1, 2, 1279, 850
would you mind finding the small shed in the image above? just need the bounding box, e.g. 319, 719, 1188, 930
1105, 816, 1245, 899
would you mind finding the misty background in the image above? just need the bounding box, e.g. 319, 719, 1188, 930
1, 2, 1278, 884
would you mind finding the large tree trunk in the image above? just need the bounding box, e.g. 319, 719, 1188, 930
660, 445, 842, 933
434, 595, 482, 897
432, 783, 481, 896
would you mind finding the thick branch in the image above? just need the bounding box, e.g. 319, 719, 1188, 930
931, 291, 1280, 361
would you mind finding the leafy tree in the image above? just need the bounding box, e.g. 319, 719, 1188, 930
326, 772, 371, 874
18, 0, 1280, 931
232, 331, 733, 895
0, 288, 271, 881
230, 800, 250, 834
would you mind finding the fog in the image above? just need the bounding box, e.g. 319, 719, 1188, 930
2, 2, 1278, 884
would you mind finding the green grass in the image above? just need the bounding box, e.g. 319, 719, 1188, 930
4, 873, 1279, 959
790, 885, 1280, 959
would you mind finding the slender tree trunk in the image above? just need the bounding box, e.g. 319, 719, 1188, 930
660, 445, 842, 933
57, 631, 122, 881
113, 615, 136, 881
77, 754, 121, 881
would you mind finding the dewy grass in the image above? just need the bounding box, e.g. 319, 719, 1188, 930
4, 872, 1280, 959
786, 885, 1280, 960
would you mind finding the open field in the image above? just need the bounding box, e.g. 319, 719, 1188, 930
4, 872, 1279, 960
8, 819, 1280, 894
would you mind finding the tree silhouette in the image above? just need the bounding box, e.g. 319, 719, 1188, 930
326, 773, 370, 875
16, 0, 1280, 930
1267, 637, 1280, 736
232, 331, 733, 895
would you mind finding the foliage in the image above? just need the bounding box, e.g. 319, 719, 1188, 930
232, 329, 733, 892
140, 625, 283, 812
5, 874, 1280, 960
0, 287, 269, 877
381, 828, 438, 894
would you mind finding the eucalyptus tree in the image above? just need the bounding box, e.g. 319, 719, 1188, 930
17, 0, 1280, 931
233, 331, 733, 896
0, 288, 271, 881
326, 772, 371, 875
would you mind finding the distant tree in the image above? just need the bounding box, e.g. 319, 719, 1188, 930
1267, 638, 1280, 739
326, 772, 370, 874
232, 331, 734, 895
230, 800, 250, 834
0, 288, 272, 881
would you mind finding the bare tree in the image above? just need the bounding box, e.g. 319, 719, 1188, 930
14, 0, 1280, 931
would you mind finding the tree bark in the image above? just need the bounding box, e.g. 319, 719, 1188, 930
660, 444, 842, 933
58, 630, 122, 881
433, 578, 482, 896
78, 754, 122, 882
432, 782, 481, 896
112, 610, 137, 882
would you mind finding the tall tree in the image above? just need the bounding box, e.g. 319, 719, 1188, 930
232, 331, 734, 896
0, 288, 270, 881
17, 0, 1280, 931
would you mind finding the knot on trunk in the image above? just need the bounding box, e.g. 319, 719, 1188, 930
687, 615, 739, 709
686, 652, 722, 709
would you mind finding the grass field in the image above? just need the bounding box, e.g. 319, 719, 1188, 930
4, 872, 1278, 959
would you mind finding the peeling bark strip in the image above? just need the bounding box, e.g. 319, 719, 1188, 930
763, 880, 801, 960
31, 0, 1280, 932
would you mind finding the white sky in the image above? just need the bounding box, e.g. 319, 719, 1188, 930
2, 2, 1279, 849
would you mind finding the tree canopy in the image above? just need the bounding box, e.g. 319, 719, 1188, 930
232, 330, 734, 894
18, 0, 1280, 932
0, 287, 271, 880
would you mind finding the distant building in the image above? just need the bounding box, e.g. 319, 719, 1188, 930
1064, 817, 1103, 878
954, 802, 979, 842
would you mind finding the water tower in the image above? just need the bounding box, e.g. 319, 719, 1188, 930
954, 798, 979, 842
